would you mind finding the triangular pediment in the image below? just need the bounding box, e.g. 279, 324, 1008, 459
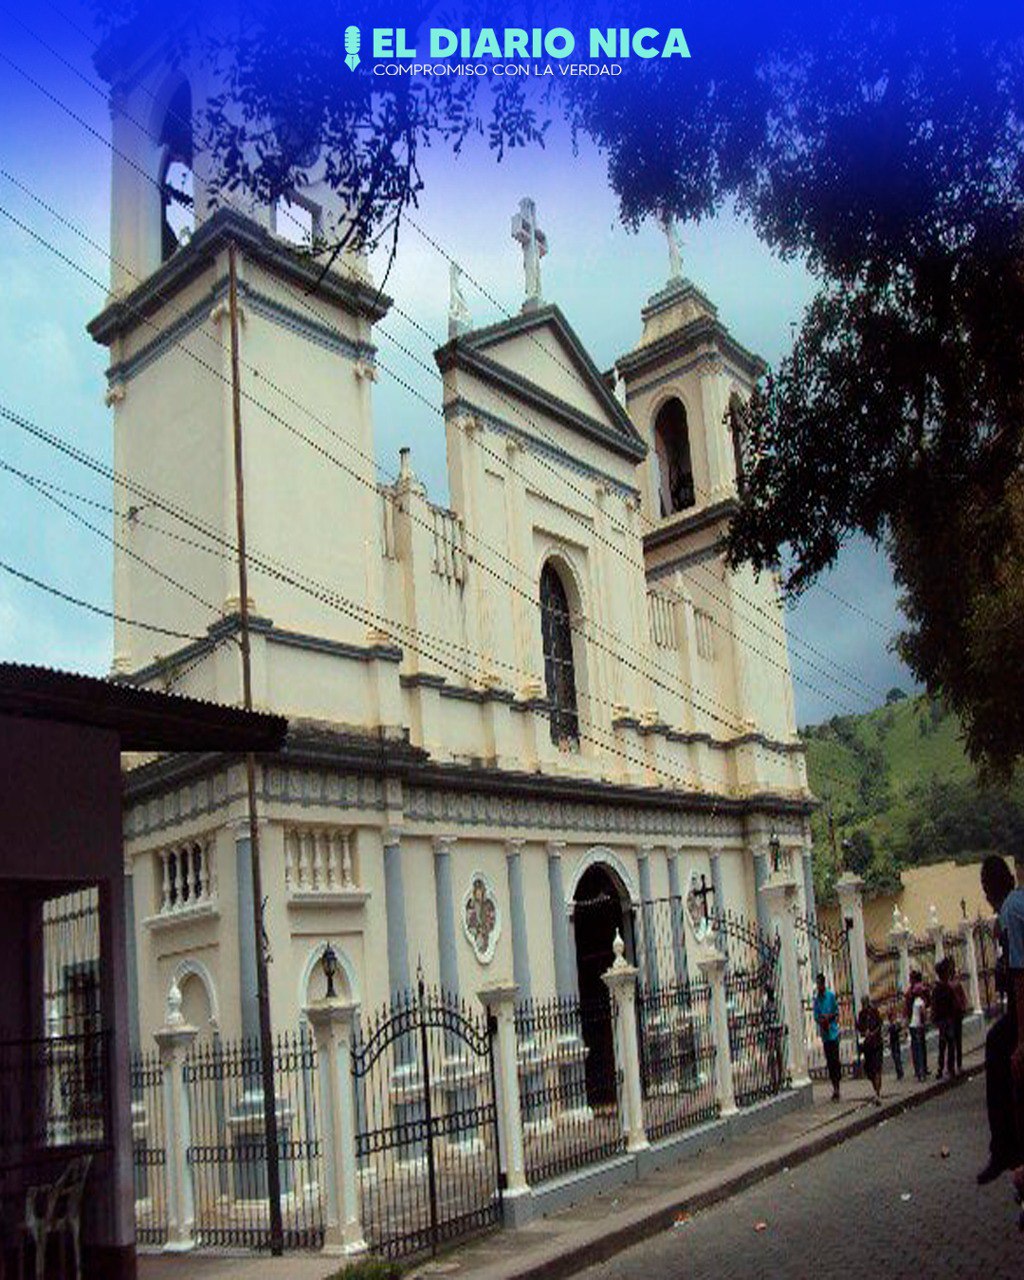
435, 305, 646, 464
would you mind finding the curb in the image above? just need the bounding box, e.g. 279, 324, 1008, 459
502, 1066, 982, 1280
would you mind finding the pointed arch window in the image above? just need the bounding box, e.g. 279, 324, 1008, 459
158, 80, 195, 261
653, 398, 695, 515
540, 562, 580, 750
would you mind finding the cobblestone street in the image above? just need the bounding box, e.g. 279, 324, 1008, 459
577, 1075, 1023, 1280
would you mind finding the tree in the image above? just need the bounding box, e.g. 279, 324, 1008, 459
885, 688, 906, 705
97, 2, 1024, 772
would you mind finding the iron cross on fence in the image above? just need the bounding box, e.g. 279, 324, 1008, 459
692, 873, 715, 924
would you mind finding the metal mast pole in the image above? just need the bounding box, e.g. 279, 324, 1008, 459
228, 239, 284, 1255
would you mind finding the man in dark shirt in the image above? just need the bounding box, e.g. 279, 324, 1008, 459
977, 856, 1024, 1184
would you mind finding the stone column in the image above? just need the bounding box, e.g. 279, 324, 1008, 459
433, 836, 460, 999
753, 852, 771, 939
835, 872, 870, 1013
759, 872, 811, 1088
479, 983, 530, 1218
305, 998, 367, 1257
667, 853, 689, 986
154, 982, 198, 1252
696, 948, 737, 1116
383, 828, 412, 999
637, 846, 660, 992
960, 919, 983, 1015
709, 850, 725, 920
505, 840, 531, 1001
547, 842, 576, 998
235, 831, 260, 1048
928, 905, 946, 968
602, 935, 648, 1153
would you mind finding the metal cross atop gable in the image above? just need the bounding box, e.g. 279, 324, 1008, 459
511, 196, 548, 308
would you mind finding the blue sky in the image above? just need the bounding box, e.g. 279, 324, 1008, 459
0, 4, 918, 725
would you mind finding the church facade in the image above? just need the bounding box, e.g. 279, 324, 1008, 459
89, 34, 817, 1052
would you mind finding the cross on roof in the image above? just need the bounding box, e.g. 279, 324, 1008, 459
661, 212, 683, 282
511, 196, 548, 309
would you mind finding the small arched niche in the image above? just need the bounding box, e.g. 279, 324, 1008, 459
653, 397, 696, 516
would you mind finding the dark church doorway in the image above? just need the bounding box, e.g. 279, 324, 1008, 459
572, 863, 634, 1105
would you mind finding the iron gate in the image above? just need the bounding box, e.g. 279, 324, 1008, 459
353, 979, 503, 1260
711, 911, 789, 1106
794, 914, 859, 1079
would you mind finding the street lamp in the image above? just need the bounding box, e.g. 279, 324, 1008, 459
769, 830, 781, 874
320, 942, 339, 999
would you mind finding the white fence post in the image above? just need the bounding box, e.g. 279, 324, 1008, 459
759, 872, 811, 1088
835, 872, 870, 1012
890, 910, 912, 992
153, 981, 198, 1253
928, 904, 946, 968
697, 948, 737, 1117
602, 934, 648, 1153
960, 918, 983, 1015
478, 982, 530, 1219
305, 996, 367, 1257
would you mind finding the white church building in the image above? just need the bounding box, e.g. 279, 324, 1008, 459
88, 30, 817, 1055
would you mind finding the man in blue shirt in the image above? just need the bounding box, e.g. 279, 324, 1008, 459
977, 855, 1024, 1184
813, 971, 842, 1100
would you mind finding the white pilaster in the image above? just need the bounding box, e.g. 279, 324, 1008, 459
478, 983, 528, 1199
696, 947, 737, 1117
154, 982, 198, 1253
602, 934, 648, 1153
305, 998, 367, 1257
759, 872, 811, 1088
835, 872, 870, 1011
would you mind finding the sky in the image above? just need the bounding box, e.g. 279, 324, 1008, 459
0, 4, 919, 726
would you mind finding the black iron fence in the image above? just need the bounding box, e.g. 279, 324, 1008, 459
711, 911, 789, 1107
514, 992, 624, 1184
976, 920, 1005, 1016
908, 936, 936, 987
183, 1031, 324, 1250
353, 983, 502, 1261
795, 914, 858, 1079
637, 980, 718, 1141
130, 1047, 168, 1247
943, 931, 968, 984
867, 942, 902, 1020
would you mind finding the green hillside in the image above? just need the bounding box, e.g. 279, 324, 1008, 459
801, 691, 1024, 900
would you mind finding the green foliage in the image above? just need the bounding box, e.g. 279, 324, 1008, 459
886, 688, 907, 705
324, 1258, 403, 1280
805, 691, 1024, 901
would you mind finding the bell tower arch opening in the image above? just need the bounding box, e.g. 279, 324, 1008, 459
652, 397, 696, 516
155, 78, 195, 261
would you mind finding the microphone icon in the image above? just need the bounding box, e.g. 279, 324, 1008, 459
344, 26, 361, 71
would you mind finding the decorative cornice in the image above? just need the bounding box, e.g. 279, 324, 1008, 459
616, 313, 766, 385
88, 207, 391, 349
100, 274, 376, 388
642, 497, 739, 553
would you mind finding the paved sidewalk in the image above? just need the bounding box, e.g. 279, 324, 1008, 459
138, 1031, 988, 1280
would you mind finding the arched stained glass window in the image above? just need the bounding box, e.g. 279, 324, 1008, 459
540, 562, 580, 749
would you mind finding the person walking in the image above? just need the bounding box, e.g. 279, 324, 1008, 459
948, 958, 968, 1077
813, 971, 842, 1100
909, 982, 929, 1083
905, 969, 930, 1082
932, 957, 957, 1079
886, 1005, 904, 1081
977, 855, 1024, 1185
857, 993, 884, 1105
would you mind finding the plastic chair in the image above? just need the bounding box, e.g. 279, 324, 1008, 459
20, 1155, 91, 1280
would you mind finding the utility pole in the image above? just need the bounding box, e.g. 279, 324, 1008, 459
228, 240, 284, 1256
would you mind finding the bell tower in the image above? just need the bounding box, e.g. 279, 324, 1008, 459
89, 24, 391, 707
615, 232, 799, 744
